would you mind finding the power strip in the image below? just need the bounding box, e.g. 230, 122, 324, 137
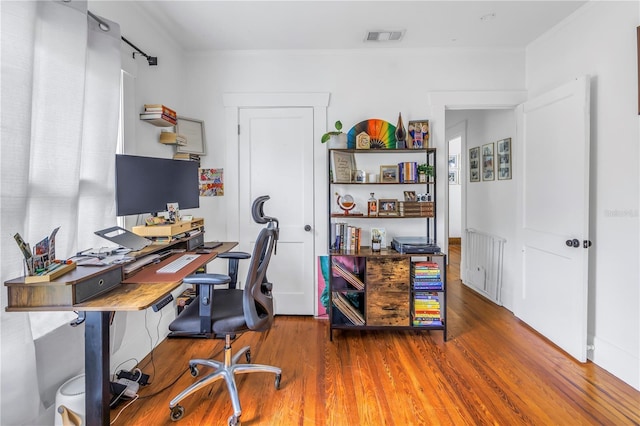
152, 294, 174, 312
116, 378, 139, 398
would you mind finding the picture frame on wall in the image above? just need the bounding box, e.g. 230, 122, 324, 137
448, 154, 458, 169
482, 142, 495, 181
497, 138, 512, 180
406, 120, 429, 149
448, 170, 459, 185
469, 146, 480, 182
176, 116, 207, 155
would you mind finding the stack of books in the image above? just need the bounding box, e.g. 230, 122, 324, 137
173, 152, 200, 163
411, 261, 443, 290
159, 131, 187, 146
412, 292, 442, 326
140, 104, 177, 126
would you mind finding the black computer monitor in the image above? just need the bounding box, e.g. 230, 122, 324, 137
115, 154, 200, 217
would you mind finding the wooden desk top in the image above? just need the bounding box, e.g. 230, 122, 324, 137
5, 242, 238, 312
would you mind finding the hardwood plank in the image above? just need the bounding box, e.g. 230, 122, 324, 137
112, 247, 640, 425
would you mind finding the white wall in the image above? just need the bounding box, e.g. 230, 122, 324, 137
446, 109, 518, 309
183, 48, 526, 253
526, 1, 639, 389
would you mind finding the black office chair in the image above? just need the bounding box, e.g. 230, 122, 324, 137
168, 196, 281, 425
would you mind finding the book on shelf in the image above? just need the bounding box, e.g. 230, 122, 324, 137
332, 292, 365, 325
173, 152, 200, 161
144, 104, 177, 119
398, 161, 418, 183
331, 259, 365, 290
159, 131, 187, 146
140, 112, 177, 126
332, 222, 361, 253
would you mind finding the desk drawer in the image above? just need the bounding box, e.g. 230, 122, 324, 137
366, 291, 410, 326
74, 266, 122, 303
5, 264, 122, 310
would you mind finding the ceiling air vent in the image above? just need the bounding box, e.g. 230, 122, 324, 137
365, 30, 405, 42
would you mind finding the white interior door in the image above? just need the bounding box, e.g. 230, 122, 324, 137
238, 107, 315, 314
516, 76, 591, 362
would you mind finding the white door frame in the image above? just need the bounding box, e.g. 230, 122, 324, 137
429, 91, 527, 260
223, 93, 330, 316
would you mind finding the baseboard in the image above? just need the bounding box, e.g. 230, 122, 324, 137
590, 335, 639, 390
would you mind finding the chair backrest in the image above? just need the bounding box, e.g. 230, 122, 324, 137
243, 196, 279, 331
243, 226, 277, 331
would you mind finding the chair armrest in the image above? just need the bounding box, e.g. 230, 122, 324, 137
183, 273, 231, 286
217, 252, 251, 260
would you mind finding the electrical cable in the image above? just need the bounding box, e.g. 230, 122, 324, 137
110, 394, 139, 425
137, 343, 228, 400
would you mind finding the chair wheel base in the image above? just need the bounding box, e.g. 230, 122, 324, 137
228, 414, 241, 425
170, 405, 184, 421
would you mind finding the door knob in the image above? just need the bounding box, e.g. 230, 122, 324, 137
304, 225, 312, 232
565, 239, 580, 248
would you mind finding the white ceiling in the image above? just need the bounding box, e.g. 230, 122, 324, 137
137, 1, 588, 52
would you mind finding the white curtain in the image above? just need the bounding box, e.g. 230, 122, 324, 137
1, 1, 121, 423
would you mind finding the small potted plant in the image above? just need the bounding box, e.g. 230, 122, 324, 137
417, 163, 434, 182
321, 120, 347, 149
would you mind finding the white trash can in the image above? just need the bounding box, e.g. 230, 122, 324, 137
54, 374, 85, 426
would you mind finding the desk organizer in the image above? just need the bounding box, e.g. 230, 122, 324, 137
25, 262, 76, 284
132, 218, 204, 238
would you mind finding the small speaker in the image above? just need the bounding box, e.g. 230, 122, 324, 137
187, 233, 204, 251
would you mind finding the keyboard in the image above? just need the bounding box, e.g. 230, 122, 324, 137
156, 254, 201, 274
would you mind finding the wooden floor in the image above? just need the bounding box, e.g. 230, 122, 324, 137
114, 246, 640, 425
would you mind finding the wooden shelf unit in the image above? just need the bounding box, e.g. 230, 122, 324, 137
327, 148, 446, 340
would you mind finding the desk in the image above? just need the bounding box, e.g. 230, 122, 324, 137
5, 241, 238, 426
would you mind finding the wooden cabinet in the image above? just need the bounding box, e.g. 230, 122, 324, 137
327, 148, 447, 340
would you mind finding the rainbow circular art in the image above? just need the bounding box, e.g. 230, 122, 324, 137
347, 119, 397, 149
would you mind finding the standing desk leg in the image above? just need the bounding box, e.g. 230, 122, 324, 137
85, 311, 111, 426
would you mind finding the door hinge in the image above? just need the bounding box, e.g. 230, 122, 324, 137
237, 124, 240, 135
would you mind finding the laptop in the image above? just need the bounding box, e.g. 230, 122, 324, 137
95, 226, 152, 252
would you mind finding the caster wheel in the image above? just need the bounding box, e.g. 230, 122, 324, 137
245, 350, 251, 363
228, 414, 241, 426
275, 374, 281, 390
190, 365, 199, 377
170, 405, 184, 421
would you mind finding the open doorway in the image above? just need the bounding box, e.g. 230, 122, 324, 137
446, 122, 464, 248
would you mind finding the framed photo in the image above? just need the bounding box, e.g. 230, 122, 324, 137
497, 137, 512, 180
331, 150, 356, 183
370, 227, 387, 248
407, 120, 429, 149
482, 142, 495, 181
448, 170, 459, 185
448, 154, 459, 169
176, 116, 206, 155
380, 165, 399, 183
469, 146, 480, 182
403, 191, 416, 201
378, 199, 398, 216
